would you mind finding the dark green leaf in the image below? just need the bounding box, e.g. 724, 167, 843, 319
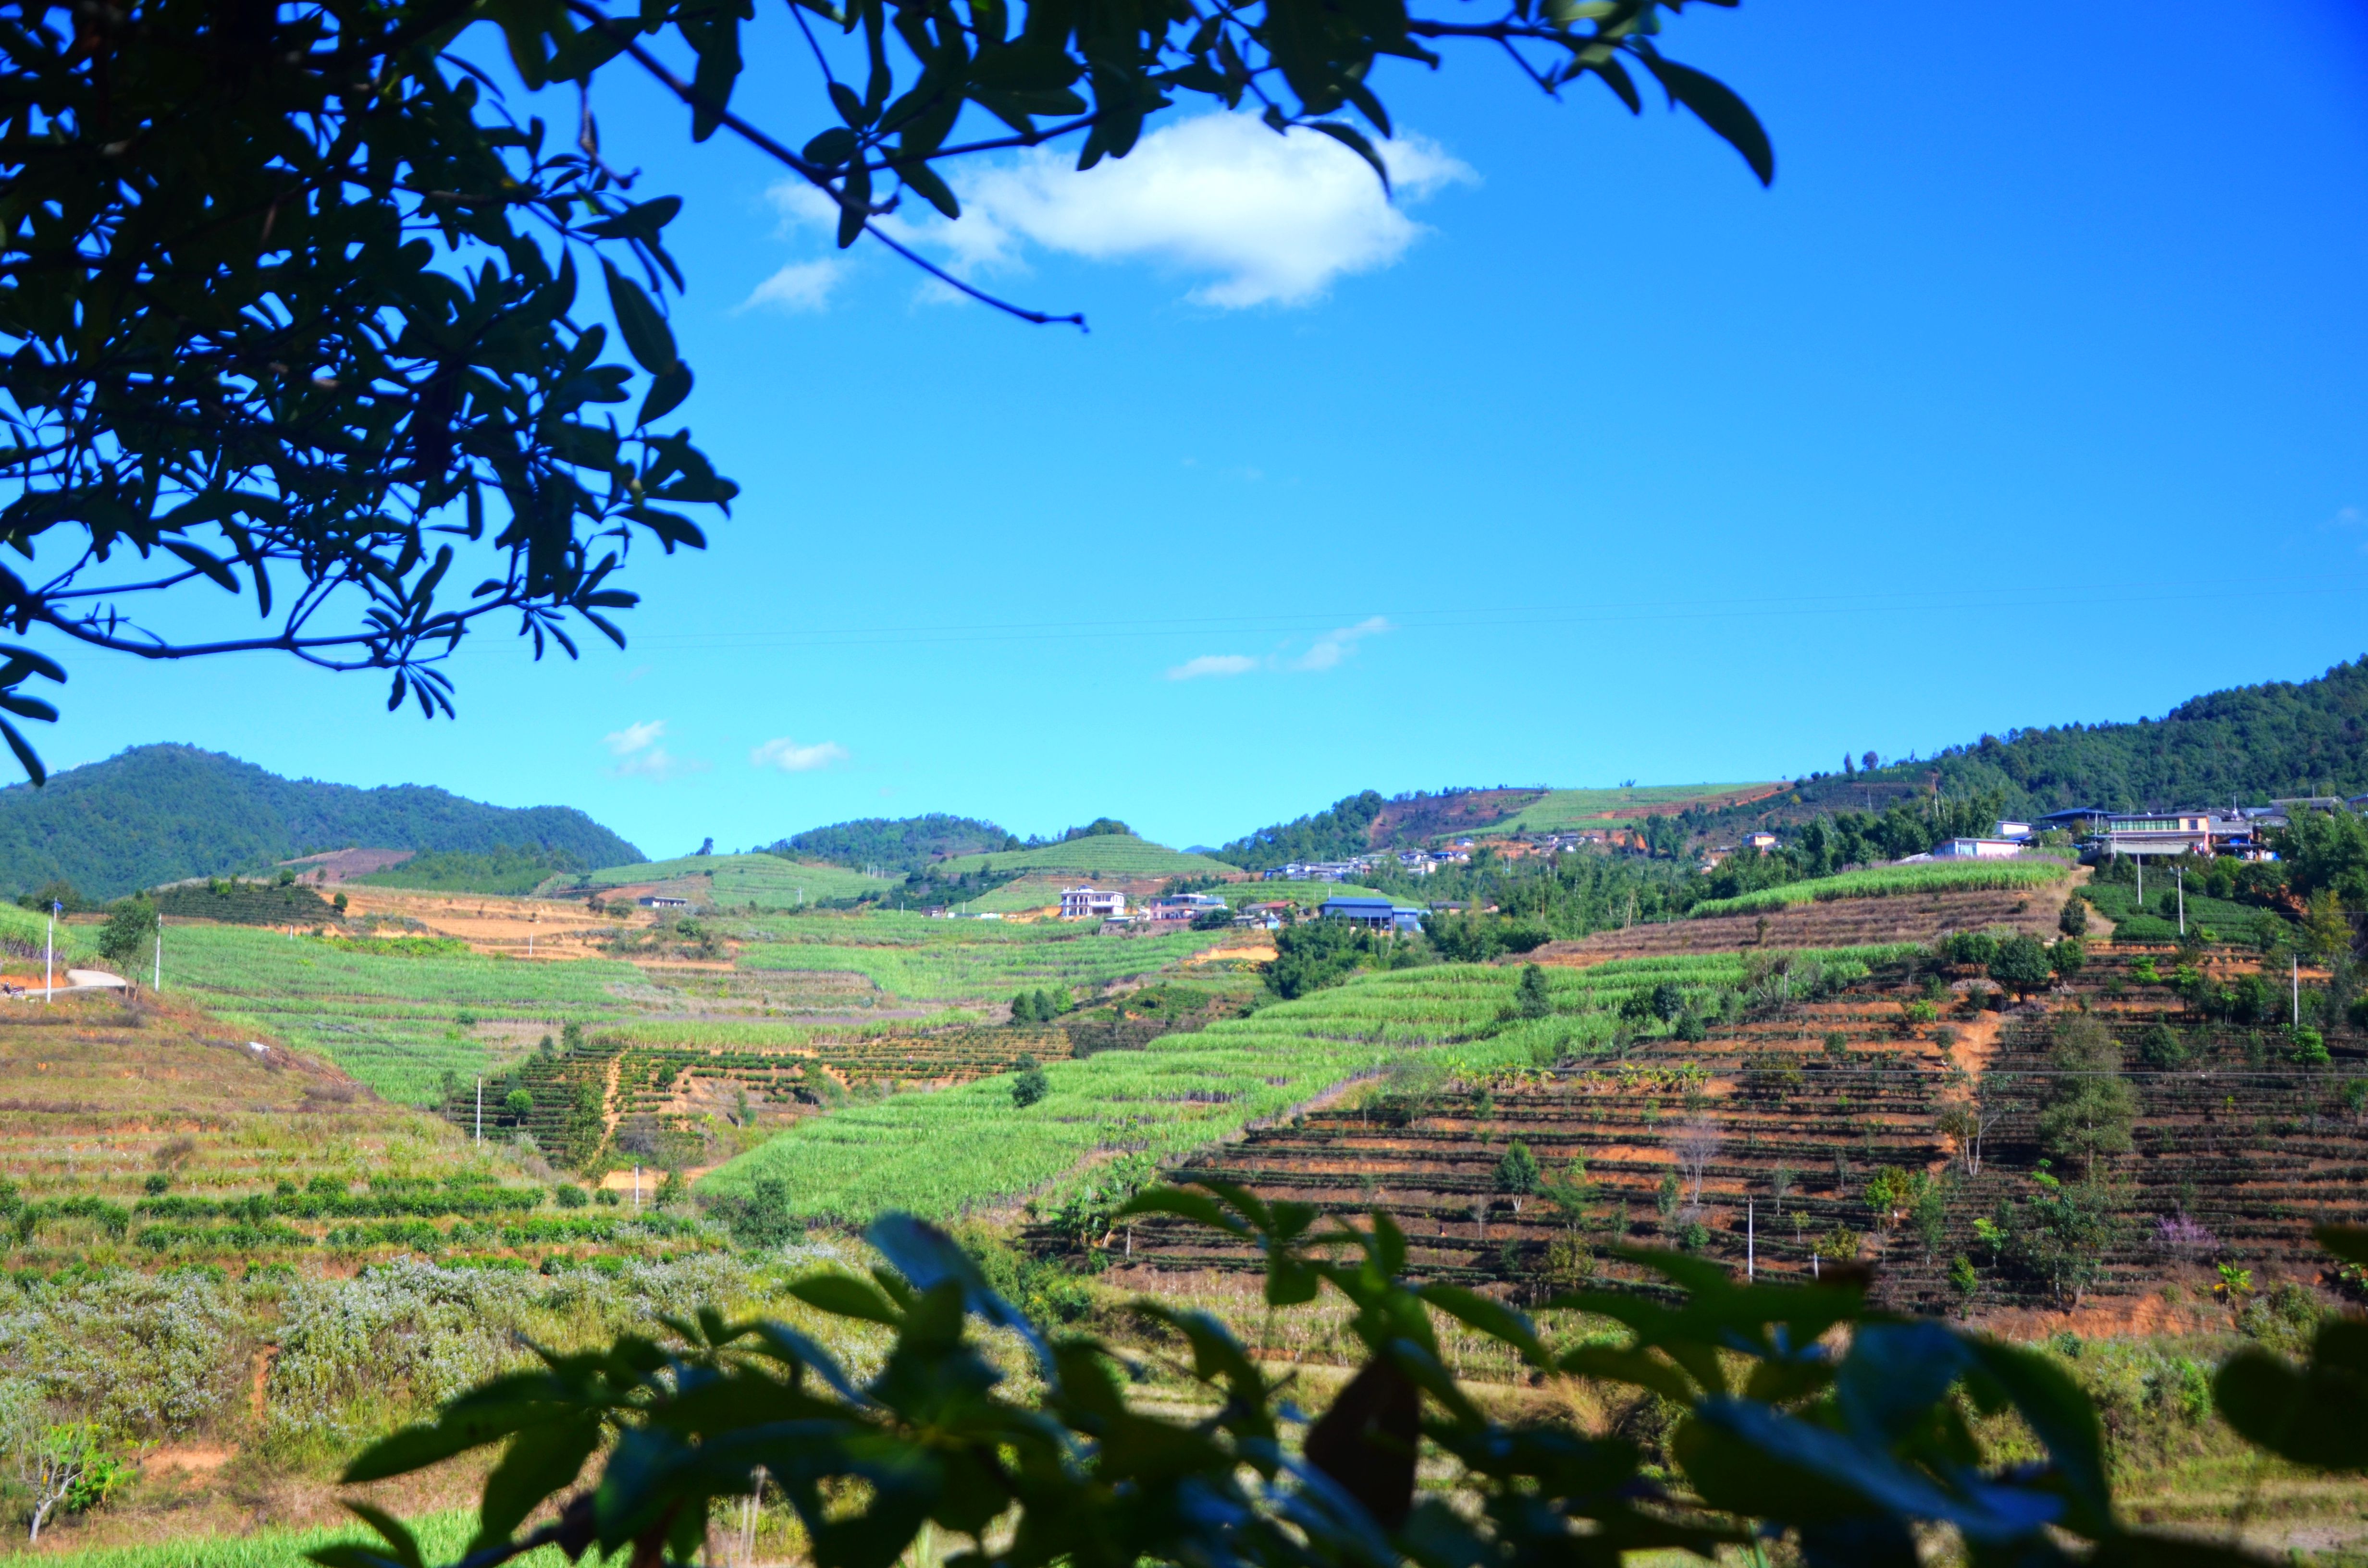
789, 1274, 904, 1326
603, 261, 679, 374
1637, 52, 1774, 185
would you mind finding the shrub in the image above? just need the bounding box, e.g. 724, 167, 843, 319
2136, 1023, 2187, 1070
1011, 1055, 1049, 1109
1946, 931, 1998, 969
1515, 964, 1552, 1020
2289, 1028, 2329, 1066
1496, 1140, 1540, 1196
1989, 935, 2052, 999
2049, 936, 2086, 980
2059, 898, 2089, 937
553, 1184, 589, 1209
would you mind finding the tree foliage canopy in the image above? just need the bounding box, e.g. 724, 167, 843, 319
321, 1195, 2368, 1568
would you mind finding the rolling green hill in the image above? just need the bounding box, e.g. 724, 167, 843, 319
0, 745, 642, 902
769, 814, 1016, 876
936, 833, 1240, 881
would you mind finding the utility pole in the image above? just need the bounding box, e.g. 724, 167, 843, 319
1747, 1197, 1755, 1281
2294, 956, 2301, 1029
153, 924, 162, 992
2176, 866, 2185, 938
44, 899, 56, 1003
635, 1165, 642, 1211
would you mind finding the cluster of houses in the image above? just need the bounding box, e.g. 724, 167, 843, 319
1916, 802, 2335, 863
1262, 845, 1474, 882
1053, 885, 1427, 934
1707, 797, 2365, 869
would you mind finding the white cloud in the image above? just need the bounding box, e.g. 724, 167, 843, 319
1165, 618, 1394, 682
765, 113, 1475, 309
1290, 615, 1393, 672
751, 736, 851, 772
604, 719, 708, 781
1166, 653, 1261, 681
740, 257, 849, 314
604, 719, 666, 757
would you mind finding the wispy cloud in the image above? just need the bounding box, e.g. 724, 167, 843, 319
764, 113, 1475, 311
604, 720, 667, 757
1290, 615, 1392, 672
1165, 654, 1261, 681
740, 257, 849, 315
604, 719, 708, 781
751, 736, 851, 772
1165, 618, 1394, 682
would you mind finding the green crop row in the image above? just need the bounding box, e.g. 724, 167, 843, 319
578, 853, 892, 905
25, 1512, 512, 1568
1685, 859, 2071, 918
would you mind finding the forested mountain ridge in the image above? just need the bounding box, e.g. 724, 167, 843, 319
1860, 657, 2368, 813
0, 745, 642, 900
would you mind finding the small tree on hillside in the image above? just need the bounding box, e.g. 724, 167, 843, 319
1516, 964, 1553, 1020
1496, 1140, 1540, 1197
1011, 1055, 1049, 1109
2037, 1014, 2137, 1176
2059, 898, 2089, 937
2049, 936, 2087, 981
1672, 1116, 1722, 1209
1988, 935, 2052, 1000
94, 896, 157, 970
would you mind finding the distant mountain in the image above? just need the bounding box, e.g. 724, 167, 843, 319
0, 745, 643, 900
771, 814, 1018, 878
1835, 657, 2368, 814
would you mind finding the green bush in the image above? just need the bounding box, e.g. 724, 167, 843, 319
1011, 1055, 1049, 1109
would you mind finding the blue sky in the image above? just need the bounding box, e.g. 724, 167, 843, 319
35, 1, 2368, 859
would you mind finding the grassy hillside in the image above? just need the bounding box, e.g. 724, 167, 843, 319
936, 833, 1239, 880
577, 853, 892, 905
1473, 782, 1786, 835
358, 846, 581, 895
0, 745, 642, 901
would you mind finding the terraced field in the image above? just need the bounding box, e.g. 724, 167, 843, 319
1685, 858, 2072, 918
700, 951, 1917, 1225
0, 989, 713, 1270
1535, 881, 2074, 965
157, 924, 645, 1102
731, 911, 1236, 1000
1103, 945, 2368, 1326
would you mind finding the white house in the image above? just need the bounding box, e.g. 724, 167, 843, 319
1059, 887, 1126, 920
1932, 838, 2025, 860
